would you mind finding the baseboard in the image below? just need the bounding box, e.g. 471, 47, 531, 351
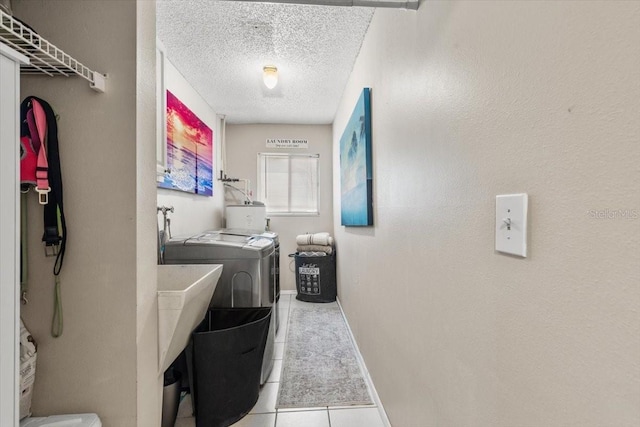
336, 297, 393, 427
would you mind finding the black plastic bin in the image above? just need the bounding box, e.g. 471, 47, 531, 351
191, 307, 272, 427
294, 252, 337, 303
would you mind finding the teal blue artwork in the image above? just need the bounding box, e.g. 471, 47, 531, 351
340, 88, 373, 226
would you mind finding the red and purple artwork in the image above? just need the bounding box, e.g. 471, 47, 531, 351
158, 90, 213, 196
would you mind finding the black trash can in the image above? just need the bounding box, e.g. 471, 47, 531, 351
191, 307, 272, 427
294, 252, 337, 303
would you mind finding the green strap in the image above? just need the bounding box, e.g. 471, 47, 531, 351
20, 192, 28, 304
22, 191, 64, 337
51, 275, 63, 337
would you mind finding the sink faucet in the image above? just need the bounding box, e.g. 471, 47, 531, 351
157, 206, 174, 264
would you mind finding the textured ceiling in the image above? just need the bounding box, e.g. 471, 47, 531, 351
157, 0, 374, 124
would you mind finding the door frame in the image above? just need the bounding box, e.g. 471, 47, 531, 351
0, 42, 28, 427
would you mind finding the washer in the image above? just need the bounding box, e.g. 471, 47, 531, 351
163, 231, 275, 384
220, 228, 280, 331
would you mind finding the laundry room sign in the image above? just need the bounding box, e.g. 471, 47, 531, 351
266, 138, 308, 148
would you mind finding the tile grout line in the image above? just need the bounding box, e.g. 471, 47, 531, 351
275, 291, 293, 419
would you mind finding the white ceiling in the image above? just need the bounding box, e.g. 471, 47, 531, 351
156, 0, 374, 124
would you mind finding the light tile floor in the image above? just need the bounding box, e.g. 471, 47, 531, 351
175, 292, 389, 427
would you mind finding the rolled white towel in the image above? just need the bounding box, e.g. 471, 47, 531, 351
298, 251, 328, 257
296, 232, 333, 246
297, 244, 333, 255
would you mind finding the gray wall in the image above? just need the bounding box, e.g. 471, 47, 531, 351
333, 2, 640, 426
16, 1, 160, 425
225, 124, 334, 291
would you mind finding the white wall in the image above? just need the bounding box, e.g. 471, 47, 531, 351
333, 2, 640, 426
156, 59, 225, 237
225, 124, 333, 291
16, 0, 159, 426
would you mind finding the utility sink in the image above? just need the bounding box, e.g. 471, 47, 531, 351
158, 264, 223, 373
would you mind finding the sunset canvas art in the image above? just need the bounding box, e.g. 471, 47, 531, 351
158, 90, 213, 196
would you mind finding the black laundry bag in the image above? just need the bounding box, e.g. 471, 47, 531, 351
294, 252, 337, 303
191, 307, 272, 427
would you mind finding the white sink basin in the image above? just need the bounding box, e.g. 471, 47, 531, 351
158, 264, 223, 373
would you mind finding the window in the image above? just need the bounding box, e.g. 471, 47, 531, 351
258, 153, 319, 215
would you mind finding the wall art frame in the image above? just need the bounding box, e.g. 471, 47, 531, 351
157, 90, 214, 196
340, 88, 373, 226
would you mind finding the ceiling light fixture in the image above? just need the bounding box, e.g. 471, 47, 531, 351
263, 65, 278, 89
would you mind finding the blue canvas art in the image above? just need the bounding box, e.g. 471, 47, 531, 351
340, 88, 373, 226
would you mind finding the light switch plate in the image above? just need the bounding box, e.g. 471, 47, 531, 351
495, 193, 528, 257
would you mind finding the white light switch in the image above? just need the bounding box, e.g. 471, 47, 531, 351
495, 193, 528, 257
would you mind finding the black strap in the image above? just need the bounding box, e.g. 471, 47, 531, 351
21, 96, 67, 276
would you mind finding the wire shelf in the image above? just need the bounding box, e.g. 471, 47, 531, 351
0, 10, 106, 92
